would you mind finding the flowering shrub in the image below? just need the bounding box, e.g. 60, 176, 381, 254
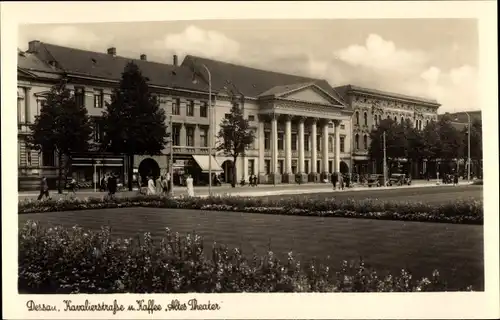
19, 222, 472, 293
18, 195, 483, 225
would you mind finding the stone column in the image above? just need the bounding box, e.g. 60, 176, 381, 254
284, 115, 294, 183
270, 113, 281, 184
297, 117, 307, 183
258, 116, 266, 183
322, 121, 329, 174
334, 120, 341, 174
309, 118, 319, 182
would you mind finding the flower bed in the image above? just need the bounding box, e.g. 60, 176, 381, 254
19, 221, 472, 293
18, 195, 483, 224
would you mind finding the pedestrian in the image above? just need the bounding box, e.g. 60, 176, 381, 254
453, 172, 459, 186
339, 173, 344, 190
99, 176, 106, 191
147, 176, 156, 195
331, 172, 337, 190
37, 176, 50, 201
160, 176, 167, 195
186, 174, 195, 197
107, 173, 117, 199
69, 177, 78, 195
345, 173, 350, 188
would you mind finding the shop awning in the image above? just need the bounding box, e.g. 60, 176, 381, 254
192, 155, 223, 173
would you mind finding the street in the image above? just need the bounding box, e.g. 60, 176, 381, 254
18, 179, 473, 200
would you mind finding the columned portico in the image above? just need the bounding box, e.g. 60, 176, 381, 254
322, 121, 329, 173
309, 119, 319, 182
334, 119, 341, 173
269, 113, 281, 184
284, 115, 294, 183
297, 118, 305, 171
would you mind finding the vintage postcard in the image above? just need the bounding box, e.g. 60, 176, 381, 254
2, 1, 498, 319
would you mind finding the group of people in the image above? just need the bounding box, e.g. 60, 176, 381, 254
331, 172, 350, 190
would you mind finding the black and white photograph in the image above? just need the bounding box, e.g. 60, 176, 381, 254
2, 1, 498, 319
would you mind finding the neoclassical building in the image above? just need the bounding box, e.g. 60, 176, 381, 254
18, 40, 443, 190
183, 56, 353, 184
334, 85, 440, 177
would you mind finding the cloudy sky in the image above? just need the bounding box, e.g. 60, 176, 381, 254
18, 19, 479, 113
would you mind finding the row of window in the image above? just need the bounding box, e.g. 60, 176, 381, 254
262, 159, 335, 175
355, 110, 431, 129
80, 88, 210, 118
263, 132, 346, 153
354, 134, 369, 150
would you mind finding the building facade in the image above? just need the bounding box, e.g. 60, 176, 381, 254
183, 56, 353, 184
19, 40, 446, 190
334, 85, 440, 177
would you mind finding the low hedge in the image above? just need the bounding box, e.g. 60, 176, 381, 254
18, 195, 483, 225
19, 221, 472, 293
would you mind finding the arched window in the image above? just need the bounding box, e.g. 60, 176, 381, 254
363, 135, 368, 150
355, 111, 359, 125
426, 120, 429, 127
394, 116, 397, 122
374, 114, 378, 125
363, 112, 368, 126
387, 115, 391, 120
355, 134, 360, 150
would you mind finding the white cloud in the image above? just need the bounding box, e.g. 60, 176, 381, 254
18, 26, 113, 51
335, 34, 427, 73
419, 65, 479, 112
330, 34, 478, 112
153, 25, 240, 62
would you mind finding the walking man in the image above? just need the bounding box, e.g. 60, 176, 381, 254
331, 172, 338, 190
37, 176, 50, 201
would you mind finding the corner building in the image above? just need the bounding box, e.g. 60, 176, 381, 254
334, 85, 440, 178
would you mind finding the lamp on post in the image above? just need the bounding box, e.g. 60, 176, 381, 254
454, 112, 471, 181
193, 64, 213, 196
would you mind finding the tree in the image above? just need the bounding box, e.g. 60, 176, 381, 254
369, 118, 407, 170
216, 103, 255, 188
436, 116, 462, 162
101, 62, 168, 191
29, 79, 93, 193
460, 119, 482, 177
420, 120, 441, 161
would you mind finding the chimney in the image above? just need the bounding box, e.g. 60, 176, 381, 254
173, 55, 178, 66
107, 47, 117, 56
140, 54, 147, 61
28, 40, 41, 53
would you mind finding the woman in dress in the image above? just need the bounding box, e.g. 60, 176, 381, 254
147, 176, 156, 195
186, 174, 195, 197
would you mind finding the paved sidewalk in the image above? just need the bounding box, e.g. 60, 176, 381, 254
18, 179, 469, 200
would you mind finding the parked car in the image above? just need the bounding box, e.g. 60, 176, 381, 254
367, 174, 385, 187
388, 173, 411, 186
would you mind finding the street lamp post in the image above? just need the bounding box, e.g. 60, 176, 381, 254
455, 112, 471, 181
200, 64, 213, 196
466, 112, 471, 181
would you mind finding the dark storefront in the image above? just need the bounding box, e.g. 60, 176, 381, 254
70, 153, 126, 189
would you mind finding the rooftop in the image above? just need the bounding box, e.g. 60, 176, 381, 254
26, 41, 211, 93
334, 84, 440, 107
182, 55, 346, 105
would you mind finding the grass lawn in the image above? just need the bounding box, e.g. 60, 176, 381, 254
264, 184, 483, 204
19, 204, 484, 291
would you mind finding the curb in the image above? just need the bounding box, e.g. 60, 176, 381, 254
192, 182, 474, 198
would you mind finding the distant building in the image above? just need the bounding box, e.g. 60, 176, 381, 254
439, 111, 482, 131
334, 85, 440, 177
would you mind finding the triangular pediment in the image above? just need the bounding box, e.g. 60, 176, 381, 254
283, 85, 334, 105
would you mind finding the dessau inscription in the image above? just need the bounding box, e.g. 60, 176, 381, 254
26, 299, 221, 315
